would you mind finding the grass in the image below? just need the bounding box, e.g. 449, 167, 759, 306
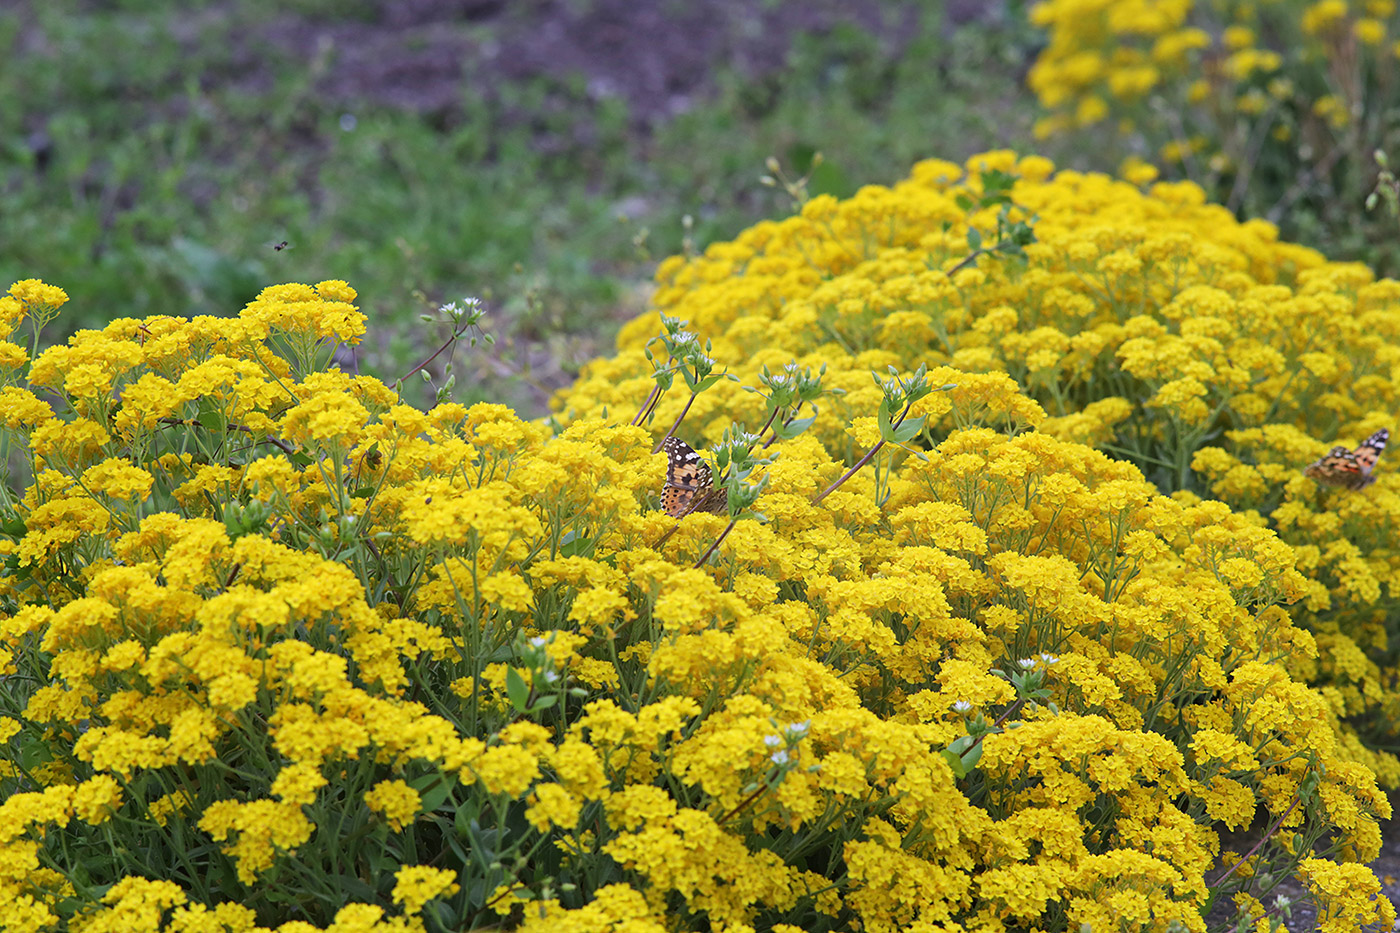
0, 2, 1048, 414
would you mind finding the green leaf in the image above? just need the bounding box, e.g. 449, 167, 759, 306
454, 800, 479, 840
426, 900, 461, 929
892, 416, 927, 444
693, 373, 725, 393
196, 395, 227, 435
966, 227, 983, 251
959, 742, 984, 773
505, 667, 530, 711
559, 531, 593, 558
877, 397, 896, 442
445, 825, 472, 869
485, 644, 515, 664
324, 873, 378, 904
774, 415, 816, 440
411, 772, 456, 813
940, 749, 967, 780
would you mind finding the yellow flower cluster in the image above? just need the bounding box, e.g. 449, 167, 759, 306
1028, 0, 1207, 135
1030, 0, 1398, 126
0, 148, 1397, 932
563, 150, 1400, 787
1026, 0, 1400, 194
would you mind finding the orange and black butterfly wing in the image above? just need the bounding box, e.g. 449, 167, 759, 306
1350, 429, 1389, 484
688, 479, 728, 515
1304, 429, 1389, 489
1304, 446, 1365, 488
661, 436, 728, 517
662, 436, 712, 517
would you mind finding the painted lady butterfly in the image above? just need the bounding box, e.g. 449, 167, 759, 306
661, 436, 728, 518
1303, 428, 1389, 490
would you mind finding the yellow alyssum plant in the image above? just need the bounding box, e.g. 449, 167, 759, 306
1026, 0, 1400, 244
562, 149, 1400, 790
0, 260, 1391, 933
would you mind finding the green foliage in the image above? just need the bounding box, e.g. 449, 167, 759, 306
0, 3, 1041, 413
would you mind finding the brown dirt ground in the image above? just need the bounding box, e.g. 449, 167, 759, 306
258, 0, 1004, 126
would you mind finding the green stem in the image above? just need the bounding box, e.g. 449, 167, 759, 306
653, 392, 699, 453
812, 400, 913, 505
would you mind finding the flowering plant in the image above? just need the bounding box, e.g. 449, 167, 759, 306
1027, 0, 1400, 263
0, 151, 1396, 932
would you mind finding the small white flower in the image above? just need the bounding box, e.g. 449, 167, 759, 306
770, 750, 790, 766
542, 670, 560, 684
1039, 653, 1059, 665
764, 735, 783, 748
529, 636, 547, 648
1017, 658, 1037, 669
952, 700, 972, 712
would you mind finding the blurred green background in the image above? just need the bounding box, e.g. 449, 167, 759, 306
4, 0, 1050, 413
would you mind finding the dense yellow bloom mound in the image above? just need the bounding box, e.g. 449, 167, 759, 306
1026, 0, 1396, 139
1023, 0, 1400, 243
562, 149, 1400, 788
0, 150, 1396, 933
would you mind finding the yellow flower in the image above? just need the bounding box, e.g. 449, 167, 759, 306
398, 479, 541, 549
239, 281, 365, 346
279, 383, 370, 450
526, 783, 582, 830
0, 340, 29, 369
469, 745, 540, 797
147, 790, 192, 827
8, 278, 68, 311
1148, 376, 1209, 423
272, 762, 329, 807
0, 387, 54, 429
72, 775, 122, 825
392, 865, 460, 915
6, 139, 1400, 930
363, 779, 421, 832
479, 571, 534, 611
1299, 859, 1398, 932
1355, 17, 1387, 44
82, 459, 155, 502
1302, 0, 1349, 35
1119, 156, 1159, 186
1224, 25, 1254, 49
198, 799, 314, 884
